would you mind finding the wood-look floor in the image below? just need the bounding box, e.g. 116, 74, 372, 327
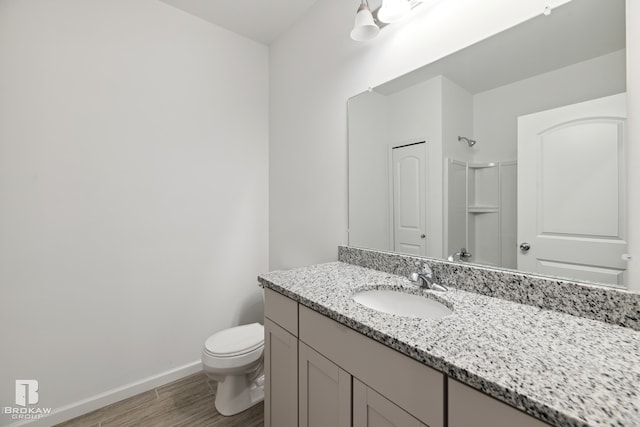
54, 372, 264, 427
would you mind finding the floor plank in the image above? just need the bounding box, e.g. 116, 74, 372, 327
54, 372, 264, 427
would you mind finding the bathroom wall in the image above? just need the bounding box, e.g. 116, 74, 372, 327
348, 92, 389, 252
441, 77, 474, 165
269, 0, 640, 291
0, 0, 268, 424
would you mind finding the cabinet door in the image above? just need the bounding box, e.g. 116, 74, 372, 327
448, 379, 550, 427
300, 306, 444, 427
353, 379, 427, 427
264, 318, 298, 427
299, 342, 351, 427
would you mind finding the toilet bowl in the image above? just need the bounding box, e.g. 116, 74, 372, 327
201, 322, 265, 416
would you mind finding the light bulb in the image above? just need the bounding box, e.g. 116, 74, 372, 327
378, 0, 410, 24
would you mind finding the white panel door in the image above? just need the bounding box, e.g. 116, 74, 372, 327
392, 142, 427, 256
517, 93, 627, 285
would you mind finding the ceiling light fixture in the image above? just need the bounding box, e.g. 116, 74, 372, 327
351, 0, 423, 42
350, 0, 380, 42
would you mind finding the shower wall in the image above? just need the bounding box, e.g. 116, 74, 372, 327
446, 160, 517, 268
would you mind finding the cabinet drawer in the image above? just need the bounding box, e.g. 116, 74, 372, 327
264, 288, 298, 336
448, 379, 551, 427
299, 305, 444, 427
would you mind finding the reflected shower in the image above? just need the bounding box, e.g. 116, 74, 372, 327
458, 136, 476, 147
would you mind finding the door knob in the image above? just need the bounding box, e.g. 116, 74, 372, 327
420, 234, 426, 239
520, 242, 531, 252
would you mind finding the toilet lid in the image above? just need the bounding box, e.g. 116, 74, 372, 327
204, 323, 264, 357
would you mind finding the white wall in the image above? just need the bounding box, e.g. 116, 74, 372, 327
0, 0, 269, 424
387, 79, 441, 145
269, 0, 577, 271
348, 91, 389, 250
441, 77, 474, 164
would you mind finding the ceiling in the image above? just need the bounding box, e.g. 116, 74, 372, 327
158, 0, 319, 44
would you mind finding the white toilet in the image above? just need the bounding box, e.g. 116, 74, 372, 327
201, 322, 265, 416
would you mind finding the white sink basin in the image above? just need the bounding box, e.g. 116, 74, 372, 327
352, 289, 452, 319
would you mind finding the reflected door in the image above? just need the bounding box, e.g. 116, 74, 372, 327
517, 93, 627, 285
391, 142, 427, 256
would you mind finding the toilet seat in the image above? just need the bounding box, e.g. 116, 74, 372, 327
201, 322, 266, 416
204, 323, 264, 358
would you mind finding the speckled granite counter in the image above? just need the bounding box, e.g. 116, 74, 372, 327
258, 262, 640, 427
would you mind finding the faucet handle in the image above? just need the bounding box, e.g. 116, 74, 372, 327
414, 260, 433, 274
448, 248, 473, 262
460, 248, 472, 259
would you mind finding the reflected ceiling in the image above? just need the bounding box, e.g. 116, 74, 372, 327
376, 0, 625, 95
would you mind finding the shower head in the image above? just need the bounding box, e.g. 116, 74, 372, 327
458, 136, 476, 147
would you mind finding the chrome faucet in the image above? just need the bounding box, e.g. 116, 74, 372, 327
447, 248, 472, 262
410, 261, 448, 291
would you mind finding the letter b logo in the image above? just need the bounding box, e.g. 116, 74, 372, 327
15, 380, 39, 407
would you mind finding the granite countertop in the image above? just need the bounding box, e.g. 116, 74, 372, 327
258, 262, 640, 427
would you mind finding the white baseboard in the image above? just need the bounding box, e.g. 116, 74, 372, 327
6, 360, 202, 427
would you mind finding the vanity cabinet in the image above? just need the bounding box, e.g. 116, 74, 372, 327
263, 288, 443, 427
448, 379, 551, 427
264, 290, 298, 427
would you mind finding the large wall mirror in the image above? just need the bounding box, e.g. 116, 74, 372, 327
348, 0, 628, 288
